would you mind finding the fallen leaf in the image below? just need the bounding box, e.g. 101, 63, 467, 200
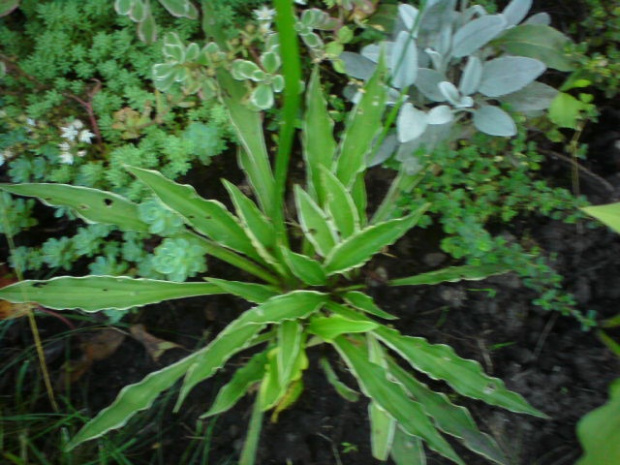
81, 329, 126, 362
130, 324, 181, 362
58, 329, 126, 387
0, 300, 35, 319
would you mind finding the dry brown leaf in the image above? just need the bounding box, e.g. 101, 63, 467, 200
0, 300, 35, 320
130, 324, 181, 362
58, 329, 126, 388
80, 329, 126, 361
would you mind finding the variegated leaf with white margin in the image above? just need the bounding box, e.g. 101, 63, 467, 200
0, 276, 221, 311
176, 291, 328, 409
295, 185, 339, 257
373, 326, 548, 418
332, 336, 465, 464
0, 183, 148, 233
324, 205, 428, 275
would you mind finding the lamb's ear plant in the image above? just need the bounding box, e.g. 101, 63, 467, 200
0, 1, 546, 463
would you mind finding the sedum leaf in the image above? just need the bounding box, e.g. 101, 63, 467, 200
373, 326, 547, 418
451, 14, 507, 58
251, 84, 274, 110
114, 0, 133, 15
0, 276, 221, 311
478, 56, 546, 97
473, 105, 517, 137
137, 12, 157, 43
158, 0, 192, 17
324, 205, 428, 275
0, 183, 148, 233
129, 0, 147, 22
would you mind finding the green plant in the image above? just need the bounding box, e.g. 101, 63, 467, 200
339, 0, 573, 162
390, 130, 594, 327
576, 203, 620, 464
565, 0, 620, 98
0, 2, 546, 464
0, 0, 234, 284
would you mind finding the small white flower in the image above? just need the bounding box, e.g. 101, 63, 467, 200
59, 152, 74, 165
58, 142, 71, 152
294, 0, 307, 4
254, 5, 275, 22
27, 118, 36, 126
60, 124, 79, 141
0, 153, 5, 167
77, 150, 87, 158
72, 119, 84, 129
78, 129, 95, 144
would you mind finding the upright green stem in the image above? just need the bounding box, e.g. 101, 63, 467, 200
273, 0, 302, 242
239, 393, 265, 465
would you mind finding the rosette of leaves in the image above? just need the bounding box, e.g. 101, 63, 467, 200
295, 8, 343, 59
153, 32, 226, 99
114, 0, 198, 43
340, 0, 573, 159
0, 9, 546, 464
231, 42, 284, 110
